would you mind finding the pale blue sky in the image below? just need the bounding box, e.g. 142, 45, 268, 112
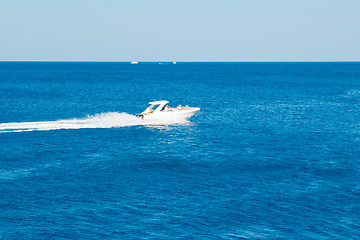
1, 0, 359, 61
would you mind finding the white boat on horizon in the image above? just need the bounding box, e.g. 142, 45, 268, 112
131, 61, 138, 64
136, 100, 200, 120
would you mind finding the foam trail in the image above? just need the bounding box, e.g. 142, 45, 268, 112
0, 112, 189, 133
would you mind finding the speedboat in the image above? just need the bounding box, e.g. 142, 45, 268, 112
136, 100, 200, 120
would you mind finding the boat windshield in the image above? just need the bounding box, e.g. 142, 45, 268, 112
142, 101, 169, 113
144, 104, 164, 112
144, 104, 155, 112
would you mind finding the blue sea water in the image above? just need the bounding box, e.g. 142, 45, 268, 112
0, 62, 359, 239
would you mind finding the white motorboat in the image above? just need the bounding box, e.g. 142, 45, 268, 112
136, 100, 200, 120
131, 61, 138, 64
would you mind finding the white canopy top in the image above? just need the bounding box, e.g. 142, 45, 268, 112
148, 100, 169, 105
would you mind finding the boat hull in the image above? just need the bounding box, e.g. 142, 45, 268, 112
139, 107, 200, 120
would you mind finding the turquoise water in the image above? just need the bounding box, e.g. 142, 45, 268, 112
1, 62, 359, 239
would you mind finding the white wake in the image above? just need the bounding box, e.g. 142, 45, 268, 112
0, 112, 189, 133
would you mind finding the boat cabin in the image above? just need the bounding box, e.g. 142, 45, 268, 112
136, 100, 169, 118
144, 100, 169, 112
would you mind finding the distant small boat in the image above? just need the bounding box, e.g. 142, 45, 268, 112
131, 61, 138, 64
173, 61, 176, 64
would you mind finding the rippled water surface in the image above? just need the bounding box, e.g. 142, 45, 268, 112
1, 62, 359, 239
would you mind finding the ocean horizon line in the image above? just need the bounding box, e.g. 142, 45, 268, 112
0, 60, 360, 63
